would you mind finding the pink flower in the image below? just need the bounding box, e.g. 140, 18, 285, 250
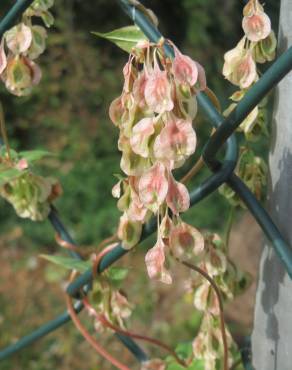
130, 117, 155, 158
141, 359, 166, 370
195, 61, 207, 92
172, 44, 198, 87
120, 141, 151, 176
16, 158, 28, 171
109, 96, 124, 126
154, 115, 196, 166
122, 56, 136, 93
223, 38, 257, 89
138, 162, 168, 212
170, 222, 204, 258
193, 281, 220, 315
0, 40, 7, 75
242, 11, 271, 42
117, 213, 142, 249
145, 237, 172, 284
2, 55, 41, 96
166, 173, 190, 215
133, 70, 148, 108
144, 57, 173, 114
5, 23, 32, 54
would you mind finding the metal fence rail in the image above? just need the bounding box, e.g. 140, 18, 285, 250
0, 0, 292, 367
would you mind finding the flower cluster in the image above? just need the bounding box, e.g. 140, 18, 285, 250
87, 277, 133, 334
221, 0, 276, 206
0, 0, 54, 96
140, 359, 165, 370
0, 153, 61, 221
111, 40, 206, 284
220, 147, 267, 208
187, 234, 248, 370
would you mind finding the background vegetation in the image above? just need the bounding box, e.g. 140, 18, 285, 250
0, 1, 279, 369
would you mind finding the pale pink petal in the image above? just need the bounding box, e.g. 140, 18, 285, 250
154, 116, 196, 164
138, 162, 168, 212
123, 56, 135, 93
27, 59, 42, 85
195, 62, 207, 91
0, 39, 7, 74
117, 213, 142, 249
16, 158, 28, 171
133, 70, 148, 108
235, 52, 257, 88
172, 44, 198, 86
223, 38, 257, 88
145, 237, 172, 284
144, 57, 173, 114
130, 117, 155, 158
170, 222, 204, 257
141, 359, 166, 370
109, 96, 124, 126
166, 174, 190, 215
242, 11, 271, 42
5, 23, 32, 54
222, 38, 245, 78
112, 180, 122, 198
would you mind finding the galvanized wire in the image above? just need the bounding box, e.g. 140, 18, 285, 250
0, 0, 292, 367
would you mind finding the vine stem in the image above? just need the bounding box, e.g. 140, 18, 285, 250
174, 257, 229, 370
66, 295, 130, 370
180, 128, 216, 185
0, 102, 11, 162
82, 297, 187, 368
224, 206, 235, 248
55, 232, 118, 258
180, 156, 205, 184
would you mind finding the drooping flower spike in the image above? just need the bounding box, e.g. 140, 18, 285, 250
110, 38, 207, 284
0, 0, 54, 96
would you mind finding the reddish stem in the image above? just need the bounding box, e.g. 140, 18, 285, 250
82, 297, 187, 367
66, 294, 130, 370
178, 259, 229, 370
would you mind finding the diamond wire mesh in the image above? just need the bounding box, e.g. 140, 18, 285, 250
0, 0, 292, 367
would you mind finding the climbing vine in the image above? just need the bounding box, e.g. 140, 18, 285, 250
0, 1, 277, 369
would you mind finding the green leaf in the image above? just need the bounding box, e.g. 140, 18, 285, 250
40, 254, 91, 273
0, 167, 23, 186
19, 149, 55, 163
107, 267, 129, 281
92, 26, 147, 53
166, 359, 205, 370
175, 342, 193, 360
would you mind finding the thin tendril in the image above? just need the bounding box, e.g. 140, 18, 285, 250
0, 102, 11, 162
66, 295, 130, 370
82, 297, 187, 368
174, 257, 229, 370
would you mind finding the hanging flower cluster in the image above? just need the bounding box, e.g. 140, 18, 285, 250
110, 39, 206, 284
86, 279, 133, 334
183, 234, 248, 370
221, 0, 276, 206
220, 147, 267, 207
0, 149, 62, 221
0, 0, 54, 96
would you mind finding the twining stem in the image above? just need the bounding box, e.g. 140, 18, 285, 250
82, 297, 187, 368
224, 206, 235, 248
174, 257, 229, 370
54, 232, 118, 259
180, 156, 205, 184
180, 127, 216, 185
66, 295, 130, 370
0, 102, 11, 161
